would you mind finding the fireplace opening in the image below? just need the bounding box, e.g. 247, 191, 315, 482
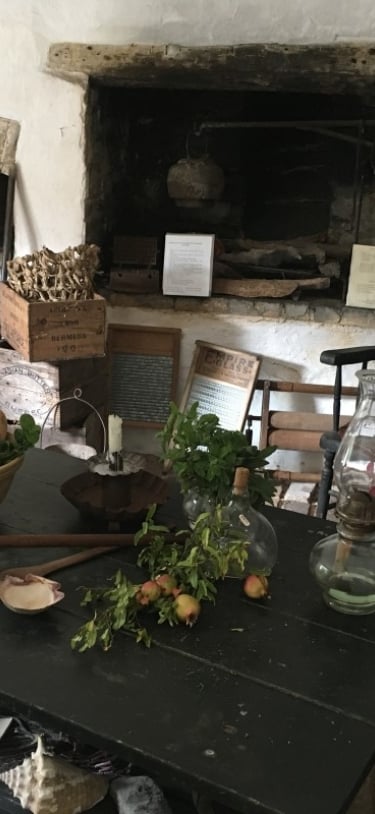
85, 80, 375, 302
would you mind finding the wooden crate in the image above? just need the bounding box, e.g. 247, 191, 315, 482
0, 347, 108, 429
110, 236, 160, 293
0, 282, 106, 362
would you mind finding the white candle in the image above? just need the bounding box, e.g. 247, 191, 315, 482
108, 414, 123, 454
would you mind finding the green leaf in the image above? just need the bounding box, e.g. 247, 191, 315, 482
0, 414, 40, 465
158, 401, 277, 506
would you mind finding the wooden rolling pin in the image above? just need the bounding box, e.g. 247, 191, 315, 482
0, 531, 181, 548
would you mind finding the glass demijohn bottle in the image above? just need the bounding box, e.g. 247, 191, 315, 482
310, 369, 375, 614
222, 466, 278, 577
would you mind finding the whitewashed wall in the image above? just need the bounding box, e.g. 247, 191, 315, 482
2, 0, 375, 255
108, 304, 370, 462
1, 1, 374, 461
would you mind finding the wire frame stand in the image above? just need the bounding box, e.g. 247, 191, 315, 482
39, 387, 107, 461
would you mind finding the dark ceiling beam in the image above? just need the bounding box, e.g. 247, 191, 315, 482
47, 42, 375, 94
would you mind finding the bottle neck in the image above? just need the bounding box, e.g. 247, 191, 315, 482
232, 467, 250, 497
232, 485, 247, 497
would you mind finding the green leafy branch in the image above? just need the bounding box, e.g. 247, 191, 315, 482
158, 401, 276, 506
71, 505, 250, 653
71, 571, 152, 653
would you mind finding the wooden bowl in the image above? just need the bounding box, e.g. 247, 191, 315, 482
60, 468, 169, 529
0, 456, 24, 504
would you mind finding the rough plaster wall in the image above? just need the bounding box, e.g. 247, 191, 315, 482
26, 0, 375, 46
3, 1, 375, 254
0, 6, 86, 254
108, 305, 372, 457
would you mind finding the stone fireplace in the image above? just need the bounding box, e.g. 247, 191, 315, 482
46, 43, 375, 297
84, 80, 375, 304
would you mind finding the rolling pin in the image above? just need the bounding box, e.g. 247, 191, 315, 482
0, 531, 181, 548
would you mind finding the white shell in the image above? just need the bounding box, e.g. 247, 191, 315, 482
0, 574, 64, 614
0, 736, 109, 814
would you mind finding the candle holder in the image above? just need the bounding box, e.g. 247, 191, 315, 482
108, 451, 123, 472
310, 370, 375, 614
61, 450, 168, 530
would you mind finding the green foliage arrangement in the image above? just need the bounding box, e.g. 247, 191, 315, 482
0, 414, 41, 466
159, 401, 276, 507
71, 504, 250, 653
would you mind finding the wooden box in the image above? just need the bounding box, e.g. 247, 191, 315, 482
0, 347, 108, 429
109, 267, 160, 294
110, 235, 160, 294
0, 283, 106, 362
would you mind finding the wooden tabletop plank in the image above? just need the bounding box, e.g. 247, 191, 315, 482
12, 547, 373, 728
0, 604, 373, 814
1, 449, 375, 814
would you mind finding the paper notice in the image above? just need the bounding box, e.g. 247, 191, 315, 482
346, 244, 375, 309
162, 233, 214, 297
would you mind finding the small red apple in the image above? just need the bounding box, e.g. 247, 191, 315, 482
174, 593, 201, 627
243, 574, 269, 599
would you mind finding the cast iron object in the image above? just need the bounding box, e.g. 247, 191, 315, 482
60, 468, 169, 528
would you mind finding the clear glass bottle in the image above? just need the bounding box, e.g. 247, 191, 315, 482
310, 369, 375, 614
221, 467, 278, 577
182, 488, 214, 529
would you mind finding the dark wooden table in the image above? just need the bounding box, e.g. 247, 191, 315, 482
0, 449, 374, 814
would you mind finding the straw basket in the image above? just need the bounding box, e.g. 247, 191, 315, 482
0, 456, 24, 504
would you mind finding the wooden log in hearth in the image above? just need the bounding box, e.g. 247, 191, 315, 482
318, 260, 341, 278
223, 241, 326, 267
219, 248, 318, 269
212, 277, 330, 299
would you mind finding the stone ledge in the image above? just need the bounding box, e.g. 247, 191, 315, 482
104, 290, 373, 327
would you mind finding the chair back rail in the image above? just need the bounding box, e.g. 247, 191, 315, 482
247, 378, 358, 484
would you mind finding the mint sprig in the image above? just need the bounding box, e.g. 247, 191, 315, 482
0, 414, 40, 466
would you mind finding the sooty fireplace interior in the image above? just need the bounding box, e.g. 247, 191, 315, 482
83, 65, 375, 301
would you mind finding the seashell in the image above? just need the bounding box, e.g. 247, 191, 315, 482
0, 574, 64, 614
110, 775, 172, 814
0, 736, 109, 814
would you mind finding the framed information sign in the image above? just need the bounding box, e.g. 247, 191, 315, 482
179, 340, 260, 431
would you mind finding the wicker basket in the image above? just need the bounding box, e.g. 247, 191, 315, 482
0, 456, 24, 504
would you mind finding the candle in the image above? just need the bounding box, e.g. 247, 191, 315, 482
108, 414, 123, 455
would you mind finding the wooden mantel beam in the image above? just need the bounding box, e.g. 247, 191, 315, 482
47, 42, 375, 93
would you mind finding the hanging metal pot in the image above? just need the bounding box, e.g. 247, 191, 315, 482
167, 146, 225, 208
